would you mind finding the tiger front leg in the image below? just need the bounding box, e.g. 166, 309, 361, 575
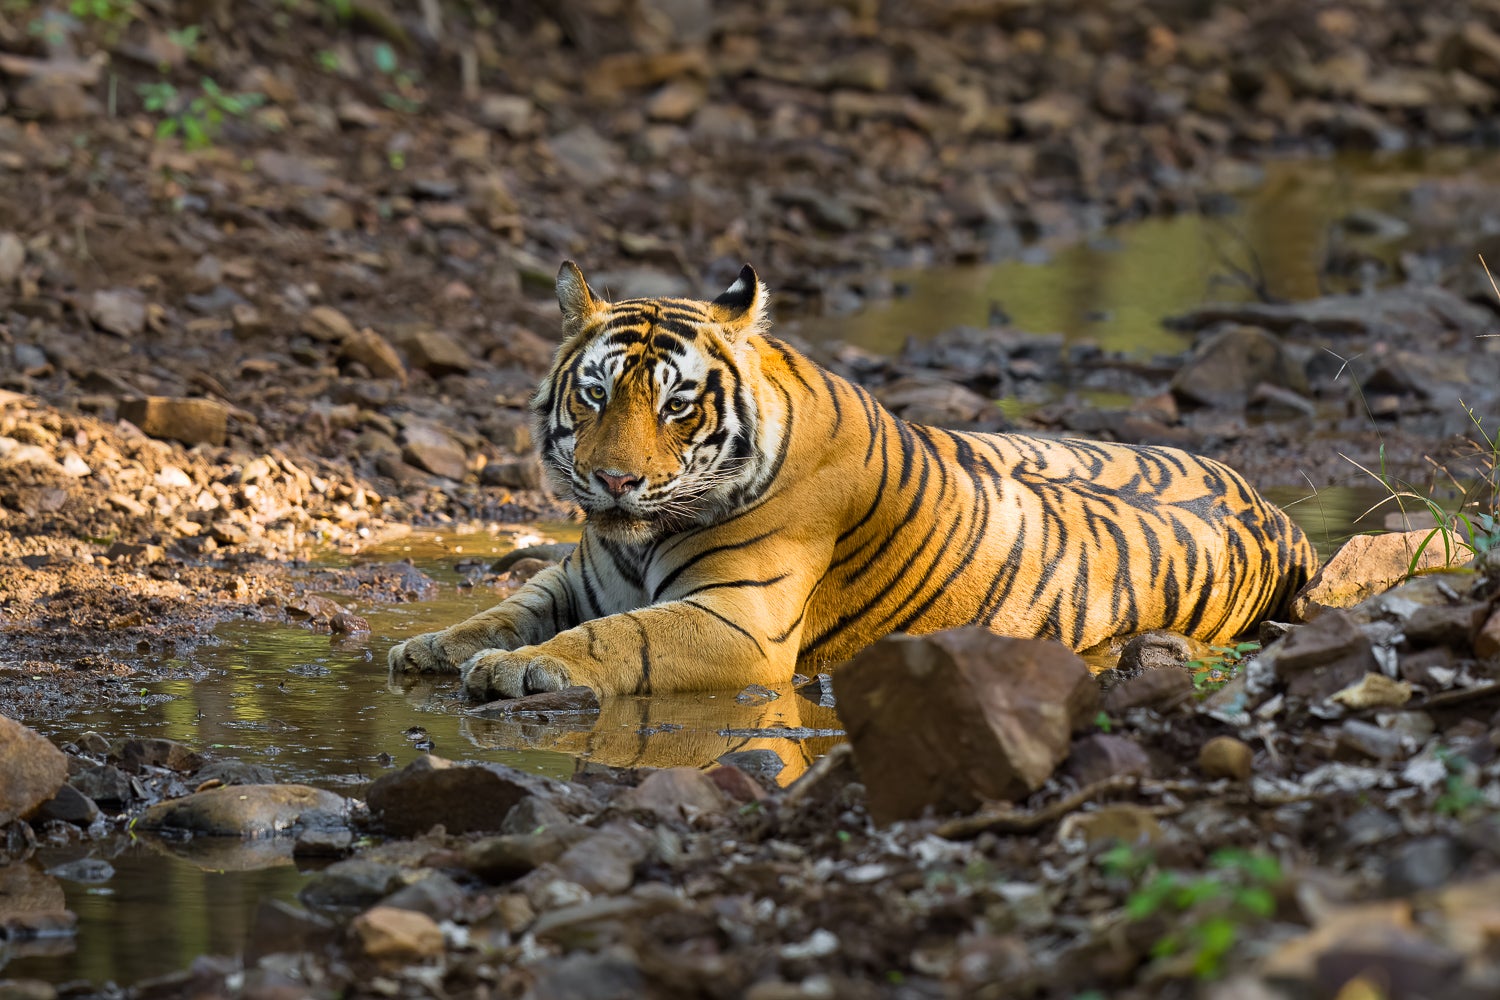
460, 598, 798, 700
387, 565, 577, 676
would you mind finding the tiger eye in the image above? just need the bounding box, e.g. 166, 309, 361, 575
584, 385, 605, 402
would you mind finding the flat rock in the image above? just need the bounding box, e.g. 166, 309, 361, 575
0, 716, 68, 824
1102, 665, 1194, 714
1292, 531, 1470, 620
833, 628, 1099, 823
135, 784, 348, 837
1166, 285, 1496, 343
400, 329, 472, 377
118, 396, 229, 447
364, 754, 571, 836
467, 685, 600, 719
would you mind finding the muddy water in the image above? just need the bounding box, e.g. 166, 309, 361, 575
791, 150, 1492, 357
9, 529, 844, 987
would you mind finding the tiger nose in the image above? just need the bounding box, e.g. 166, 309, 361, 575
595, 471, 643, 498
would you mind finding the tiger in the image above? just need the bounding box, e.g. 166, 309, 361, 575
388, 261, 1318, 700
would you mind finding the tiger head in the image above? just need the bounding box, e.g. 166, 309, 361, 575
530, 261, 773, 543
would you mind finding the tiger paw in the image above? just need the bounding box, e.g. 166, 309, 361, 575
460, 649, 585, 701
388, 630, 475, 675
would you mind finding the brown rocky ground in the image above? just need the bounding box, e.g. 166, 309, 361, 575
4, 0, 1500, 995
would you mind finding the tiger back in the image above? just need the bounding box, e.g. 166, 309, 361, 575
386, 262, 1319, 699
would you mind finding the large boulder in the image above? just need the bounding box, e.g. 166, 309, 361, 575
1292, 530, 1471, 621
833, 629, 1099, 824
136, 784, 348, 838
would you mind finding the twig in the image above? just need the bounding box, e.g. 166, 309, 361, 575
936, 776, 1141, 839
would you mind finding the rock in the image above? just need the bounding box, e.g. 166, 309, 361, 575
716, 749, 785, 784
1335, 720, 1412, 761
493, 543, 576, 572
87, 289, 147, 336
1170, 325, 1308, 410
1198, 736, 1254, 781
546, 125, 622, 187
1383, 836, 1465, 895
192, 759, 276, 786
1270, 611, 1381, 702
554, 823, 650, 894
400, 329, 472, 377
874, 378, 993, 424
1064, 733, 1152, 785
646, 80, 705, 122
330, 612, 370, 635
299, 859, 404, 910
351, 905, 444, 962
0, 232, 24, 286
460, 830, 579, 882
118, 397, 229, 447
34, 783, 100, 826
1477, 608, 1500, 660
364, 754, 571, 837
480, 457, 543, 490
340, 328, 406, 381
467, 686, 600, 719
117, 737, 204, 774
795, 673, 836, 709
69, 764, 134, 810
399, 421, 468, 481
1329, 673, 1413, 709
1403, 602, 1488, 649
0, 717, 68, 824
1313, 926, 1464, 998
1116, 631, 1212, 673
379, 873, 469, 922
618, 767, 727, 823
135, 784, 348, 837
1101, 667, 1193, 713
735, 684, 780, 706
523, 951, 644, 1000
478, 94, 537, 135
707, 764, 768, 803
1166, 285, 1495, 345
833, 629, 1099, 823
300, 305, 358, 342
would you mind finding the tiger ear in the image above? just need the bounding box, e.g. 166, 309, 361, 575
710, 264, 770, 339
556, 260, 602, 332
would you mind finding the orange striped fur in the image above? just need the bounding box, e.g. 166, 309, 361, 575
388, 263, 1318, 699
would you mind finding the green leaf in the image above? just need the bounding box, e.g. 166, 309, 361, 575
373, 42, 398, 74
